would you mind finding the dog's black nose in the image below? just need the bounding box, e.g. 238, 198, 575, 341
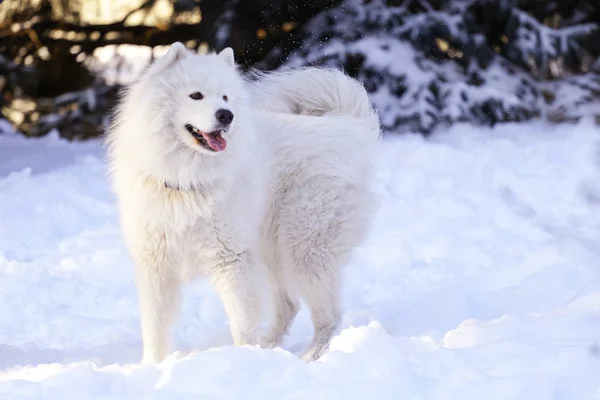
215, 109, 234, 126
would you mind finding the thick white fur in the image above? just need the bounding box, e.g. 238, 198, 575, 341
106, 42, 381, 363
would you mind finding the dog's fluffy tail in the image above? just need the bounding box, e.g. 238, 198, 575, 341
249, 67, 380, 135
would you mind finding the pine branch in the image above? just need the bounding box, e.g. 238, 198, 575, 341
1, 18, 211, 52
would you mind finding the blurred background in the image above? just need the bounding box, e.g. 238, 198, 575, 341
1, 0, 599, 140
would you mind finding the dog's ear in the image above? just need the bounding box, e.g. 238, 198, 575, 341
150, 42, 190, 73
218, 47, 235, 67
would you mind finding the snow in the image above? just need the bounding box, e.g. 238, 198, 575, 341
2, 119, 600, 399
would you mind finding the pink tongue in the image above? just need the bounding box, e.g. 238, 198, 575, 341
204, 132, 227, 151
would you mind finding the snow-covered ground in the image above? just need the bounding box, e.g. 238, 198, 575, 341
1, 120, 600, 399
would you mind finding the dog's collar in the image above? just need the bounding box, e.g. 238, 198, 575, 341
164, 181, 185, 191
163, 180, 200, 191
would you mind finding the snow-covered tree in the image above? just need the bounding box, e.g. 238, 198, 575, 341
261, 0, 600, 134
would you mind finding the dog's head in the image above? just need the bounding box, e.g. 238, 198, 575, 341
139, 42, 246, 156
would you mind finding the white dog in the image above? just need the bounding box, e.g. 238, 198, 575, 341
106, 42, 380, 363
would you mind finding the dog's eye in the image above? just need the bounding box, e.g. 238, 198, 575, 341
189, 92, 204, 100
222, 95, 228, 102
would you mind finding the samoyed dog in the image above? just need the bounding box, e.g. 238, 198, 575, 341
106, 42, 380, 363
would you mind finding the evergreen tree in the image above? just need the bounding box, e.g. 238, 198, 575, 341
261, 0, 600, 134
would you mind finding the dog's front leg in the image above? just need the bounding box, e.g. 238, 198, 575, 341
209, 251, 262, 347
135, 261, 180, 364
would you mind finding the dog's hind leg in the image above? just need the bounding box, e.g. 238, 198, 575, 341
297, 269, 342, 362
284, 219, 344, 362
135, 264, 181, 364
281, 178, 372, 361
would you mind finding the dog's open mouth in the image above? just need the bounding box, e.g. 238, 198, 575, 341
185, 124, 227, 152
